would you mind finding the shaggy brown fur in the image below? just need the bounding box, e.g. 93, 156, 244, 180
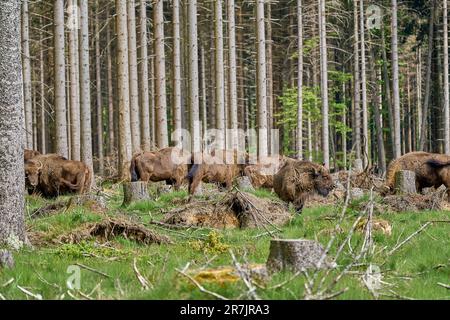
24, 149, 41, 162
187, 150, 248, 195
384, 151, 450, 194
130, 147, 191, 190
273, 160, 335, 212
25, 154, 92, 198
244, 156, 294, 189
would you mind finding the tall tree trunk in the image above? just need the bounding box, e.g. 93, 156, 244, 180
153, 0, 169, 148
39, 17, 46, 154
381, 24, 395, 157
444, 0, 449, 154
139, 0, 151, 150
116, 0, 132, 178
359, 0, 369, 165
107, 7, 115, 155
172, 0, 182, 146
215, 0, 225, 149
95, 0, 104, 174
256, 0, 268, 159
188, 0, 200, 154
267, 1, 274, 154
68, 0, 80, 160
227, 0, 238, 151
201, 45, 208, 136
0, 0, 26, 244
297, 0, 303, 159
79, 0, 93, 171
127, 0, 141, 152
21, 0, 33, 149
353, 0, 361, 160
318, 0, 329, 167
391, 0, 402, 158
419, 1, 436, 151
54, 0, 68, 157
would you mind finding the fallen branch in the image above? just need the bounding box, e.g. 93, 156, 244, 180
437, 282, 450, 290
17, 285, 42, 300
176, 268, 229, 300
75, 263, 110, 278
133, 258, 151, 290
388, 222, 432, 256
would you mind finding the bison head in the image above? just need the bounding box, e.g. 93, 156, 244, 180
312, 167, 335, 197
25, 159, 43, 187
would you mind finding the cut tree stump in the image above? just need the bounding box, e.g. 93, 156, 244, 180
122, 182, 150, 205
266, 239, 335, 273
237, 176, 254, 191
394, 170, 416, 194
353, 159, 363, 172
0, 250, 14, 269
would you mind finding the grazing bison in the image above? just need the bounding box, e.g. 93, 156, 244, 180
130, 147, 191, 190
273, 160, 334, 212
187, 150, 248, 195
24, 149, 41, 162
244, 156, 295, 189
25, 154, 92, 197
384, 151, 450, 194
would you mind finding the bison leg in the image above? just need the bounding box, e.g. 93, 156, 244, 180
188, 174, 202, 195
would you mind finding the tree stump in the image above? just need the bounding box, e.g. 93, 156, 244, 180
0, 250, 14, 269
266, 239, 335, 273
353, 158, 363, 173
237, 176, 254, 191
394, 170, 416, 194
122, 182, 150, 206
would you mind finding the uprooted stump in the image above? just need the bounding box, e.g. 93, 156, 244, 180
68, 194, 108, 213
266, 239, 335, 273
164, 191, 292, 229
394, 170, 416, 194
122, 182, 150, 205
57, 217, 171, 245
0, 250, 14, 269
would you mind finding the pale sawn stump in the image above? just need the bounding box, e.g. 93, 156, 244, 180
122, 181, 150, 205
353, 158, 363, 173
394, 170, 416, 194
266, 239, 335, 273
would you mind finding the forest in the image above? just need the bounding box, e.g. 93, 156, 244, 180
0, 0, 449, 301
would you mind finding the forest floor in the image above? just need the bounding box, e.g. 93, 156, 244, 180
0, 183, 449, 300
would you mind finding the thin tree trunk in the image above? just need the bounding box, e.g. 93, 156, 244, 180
127, 0, 141, 152
21, 0, 33, 149
54, 0, 68, 157
297, 0, 303, 159
201, 45, 208, 137
391, 0, 402, 158
107, 7, 115, 155
256, 0, 268, 159
215, 0, 225, 149
188, 0, 200, 154
79, 0, 93, 171
153, 0, 169, 148
381, 24, 395, 156
116, 0, 132, 178
39, 17, 46, 154
228, 0, 238, 151
359, 0, 369, 165
444, 0, 449, 154
95, 0, 104, 174
267, 1, 274, 154
139, 0, 151, 150
172, 0, 182, 146
353, 0, 361, 160
0, 0, 26, 244
319, 0, 329, 168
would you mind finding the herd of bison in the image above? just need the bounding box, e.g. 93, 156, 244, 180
23, 147, 450, 211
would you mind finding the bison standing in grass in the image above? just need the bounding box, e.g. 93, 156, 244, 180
130, 147, 191, 190
25, 154, 92, 198
273, 160, 335, 212
244, 156, 295, 189
384, 151, 450, 194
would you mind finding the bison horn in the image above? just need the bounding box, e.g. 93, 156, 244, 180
37, 160, 43, 170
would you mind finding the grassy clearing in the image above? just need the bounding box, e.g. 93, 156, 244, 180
0, 185, 449, 300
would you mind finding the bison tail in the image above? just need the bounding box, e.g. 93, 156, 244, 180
426, 159, 450, 168
186, 164, 199, 183
130, 157, 139, 182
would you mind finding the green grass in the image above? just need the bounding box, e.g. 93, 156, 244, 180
0, 187, 449, 300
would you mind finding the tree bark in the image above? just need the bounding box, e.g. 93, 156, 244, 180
106, 7, 115, 155
139, 0, 151, 151
444, 0, 449, 154
188, 0, 200, 154
297, 0, 304, 160
0, 0, 26, 244
95, 0, 104, 174
228, 0, 238, 151
172, 0, 182, 147
123, 182, 150, 205
391, 0, 402, 158
359, 0, 369, 165
21, 0, 33, 150
319, 0, 329, 168
215, 0, 225, 150
353, 0, 361, 160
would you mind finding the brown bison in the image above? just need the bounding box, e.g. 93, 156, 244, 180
244, 156, 295, 189
187, 150, 248, 195
25, 154, 92, 197
384, 151, 450, 194
130, 147, 191, 190
273, 160, 334, 212
24, 149, 41, 162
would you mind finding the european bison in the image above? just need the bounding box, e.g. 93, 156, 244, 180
24, 149, 41, 162
187, 150, 248, 195
130, 147, 191, 190
244, 156, 295, 189
273, 160, 334, 212
25, 154, 92, 197
384, 151, 450, 194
